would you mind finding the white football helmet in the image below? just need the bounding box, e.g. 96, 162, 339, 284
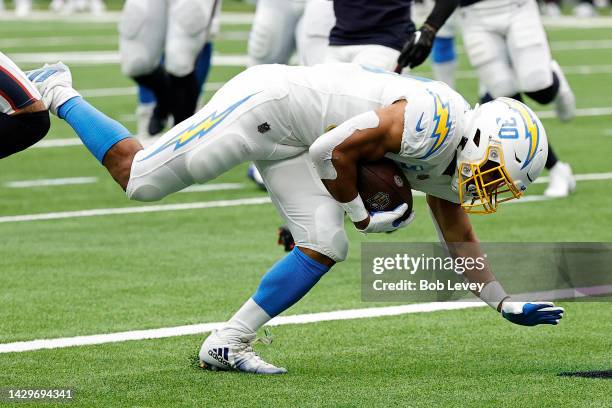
453, 98, 548, 214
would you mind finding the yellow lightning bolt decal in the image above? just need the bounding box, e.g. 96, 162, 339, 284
505, 99, 540, 169
139, 92, 259, 161
418, 91, 451, 159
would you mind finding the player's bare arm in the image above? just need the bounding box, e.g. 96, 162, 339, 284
310, 100, 408, 231
427, 194, 564, 324
427, 194, 499, 298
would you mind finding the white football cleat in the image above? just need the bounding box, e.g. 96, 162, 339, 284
551, 60, 575, 122
544, 162, 576, 198
26, 62, 81, 115
199, 329, 287, 374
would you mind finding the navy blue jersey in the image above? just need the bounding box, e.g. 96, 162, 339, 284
330, 0, 415, 51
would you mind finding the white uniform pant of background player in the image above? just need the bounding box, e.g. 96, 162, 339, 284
325, 45, 400, 72
119, 0, 217, 78
126, 66, 348, 262
459, 0, 554, 97
248, 0, 335, 66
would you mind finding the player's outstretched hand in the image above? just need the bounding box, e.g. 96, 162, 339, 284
397, 24, 437, 69
358, 204, 414, 234
501, 301, 565, 326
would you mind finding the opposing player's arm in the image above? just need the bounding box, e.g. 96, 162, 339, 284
396, 0, 459, 70
427, 194, 565, 326
309, 101, 406, 232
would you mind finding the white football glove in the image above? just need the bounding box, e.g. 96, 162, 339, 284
358, 204, 415, 234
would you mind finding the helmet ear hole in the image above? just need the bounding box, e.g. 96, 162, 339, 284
473, 129, 481, 147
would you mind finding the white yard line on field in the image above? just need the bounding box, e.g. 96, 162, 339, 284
5, 177, 97, 188
3, 178, 244, 192
1, 284, 610, 354
0, 11, 253, 24
2, 12, 610, 27
4, 33, 612, 50
6, 51, 250, 66
0, 197, 272, 224
0, 35, 116, 48
534, 172, 612, 184
5, 170, 612, 222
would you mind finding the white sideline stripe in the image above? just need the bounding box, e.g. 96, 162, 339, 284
0, 197, 271, 224
32, 138, 82, 148
2, 284, 610, 354
5, 177, 97, 188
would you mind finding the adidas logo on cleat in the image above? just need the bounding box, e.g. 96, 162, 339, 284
208, 347, 231, 367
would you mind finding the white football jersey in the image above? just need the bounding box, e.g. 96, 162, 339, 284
283, 63, 471, 202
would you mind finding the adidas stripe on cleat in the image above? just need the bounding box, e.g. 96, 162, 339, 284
199, 330, 287, 374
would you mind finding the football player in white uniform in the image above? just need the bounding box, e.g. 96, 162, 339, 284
398, 0, 577, 198
119, 0, 220, 136
30, 62, 564, 374
248, 0, 335, 67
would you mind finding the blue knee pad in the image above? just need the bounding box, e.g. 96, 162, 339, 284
432, 37, 456, 64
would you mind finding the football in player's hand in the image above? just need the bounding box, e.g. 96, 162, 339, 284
357, 158, 413, 221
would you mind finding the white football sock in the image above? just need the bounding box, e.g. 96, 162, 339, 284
224, 298, 272, 335
432, 61, 457, 89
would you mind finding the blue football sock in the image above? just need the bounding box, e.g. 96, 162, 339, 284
195, 42, 213, 96
58, 97, 132, 163
138, 85, 156, 104
252, 248, 330, 317
432, 37, 456, 64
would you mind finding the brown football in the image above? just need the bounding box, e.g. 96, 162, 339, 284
357, 158, 413, 221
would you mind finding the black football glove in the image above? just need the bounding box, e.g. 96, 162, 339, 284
397, 24, 437, 69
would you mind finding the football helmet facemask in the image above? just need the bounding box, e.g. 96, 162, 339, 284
454, 98, 548, 214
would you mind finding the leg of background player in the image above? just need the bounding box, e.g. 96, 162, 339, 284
431, 12, 458, 89
136, 42, 213, 138
195, 42, 213, 94
296, 0, 336, 66
248, 0, 303, 66
431, 36, 457, 89
165, 0, 215, 124
119, 0, 168, 135
133, 66, 172, 135
506, 1, 575, 197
